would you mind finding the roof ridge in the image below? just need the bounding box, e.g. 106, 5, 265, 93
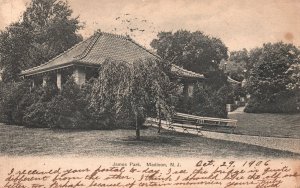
100, 31, 131, 40
125, 37, 162, 60
21, 35, 95, 74
96, 31, 161, 60
75, 32, 101, 60
76, 31, 161, 62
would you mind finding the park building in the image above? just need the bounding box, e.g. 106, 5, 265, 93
20, 31, 205, 98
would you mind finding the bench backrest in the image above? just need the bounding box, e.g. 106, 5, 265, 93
175, 112, 237, 127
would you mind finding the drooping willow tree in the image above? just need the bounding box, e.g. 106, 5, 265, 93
90, 58, 176, 139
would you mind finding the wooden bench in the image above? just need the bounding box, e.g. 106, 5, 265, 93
146, 112, 238, 134
168, 123, 203, 135
146, 117, 203, 135
172, 113, 237, 133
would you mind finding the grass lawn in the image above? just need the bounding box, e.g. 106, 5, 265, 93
229, 110, 300, 138
0, 123, 299, 158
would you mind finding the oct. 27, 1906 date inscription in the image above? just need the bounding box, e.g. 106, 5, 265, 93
1, 159, 299, 188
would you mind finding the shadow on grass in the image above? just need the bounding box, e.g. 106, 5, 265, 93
113, 131, 300, 159
113, 130, 188, 146
43, 125, 145, 133
116, 136, 183, 146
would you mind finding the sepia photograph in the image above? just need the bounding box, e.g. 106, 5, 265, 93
0, 0, 299, 187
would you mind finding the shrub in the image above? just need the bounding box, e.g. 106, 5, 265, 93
245, 91, 298, 113
23, 101, 49, 127
0, 80, 32, 125
176, 82, 228, 118
43, 78, 103, 129
23, 82, 59, 127
21, 76, 137, 130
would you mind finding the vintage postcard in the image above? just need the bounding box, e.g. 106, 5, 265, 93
0, 0, 299, 187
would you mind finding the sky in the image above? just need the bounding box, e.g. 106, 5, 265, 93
0, 0, 299, 51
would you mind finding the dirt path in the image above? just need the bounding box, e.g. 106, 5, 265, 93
228, 106, 245, 114
201, 130, 300, 154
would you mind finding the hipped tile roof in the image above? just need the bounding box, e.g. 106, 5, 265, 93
21, 32, 204, 79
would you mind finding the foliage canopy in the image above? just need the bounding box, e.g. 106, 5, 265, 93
90, 58, 176, 138
151, 30, 228, 74
245, 42, 300, 113
0, 0, 82, 82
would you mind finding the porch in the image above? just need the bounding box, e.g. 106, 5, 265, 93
24, 65, 99, 89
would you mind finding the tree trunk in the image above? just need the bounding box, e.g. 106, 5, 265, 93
158, 107, 161, 133
135, 114, 140, 140
182, 82, 189, 106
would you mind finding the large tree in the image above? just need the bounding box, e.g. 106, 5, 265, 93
0, 0, 83, 82
22, 0, 83, 66
226, 48, 249, 81
150, 30, 228, 74
90, 59, 175, 139
245, 42, 300, 113
0, 23, 32, 82
151, 30, 230, 118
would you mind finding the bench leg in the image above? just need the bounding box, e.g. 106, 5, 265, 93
196, 127, 203, 136
182, 127, 189, 133
231, 128, 235, 134
168, 126, 175, 131
197, 130, 203, 136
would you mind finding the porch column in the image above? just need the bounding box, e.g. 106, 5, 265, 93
73, 67, 86, 86
182, 82, 189, 105
188, 83, 194, 97
42, 76, 47, 87
32, 79, 35, 88
57, 72, 62, 90
29, 79, 35, 92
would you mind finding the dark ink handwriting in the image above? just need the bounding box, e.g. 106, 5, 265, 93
1, 160, 299, 188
